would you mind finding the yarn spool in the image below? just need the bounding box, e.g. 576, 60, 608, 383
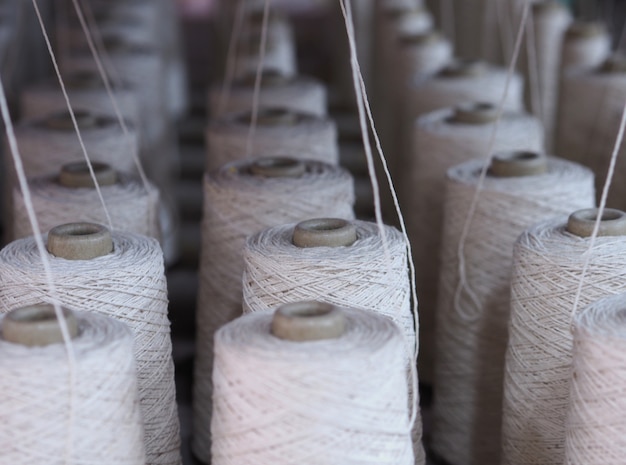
0, 223, 181, 464
211, 303, 414, 465
20, 71, 139, 123
564, 293, 626, 465
556, 56, 626, 209
502, 208, 626, 465
406, 103, 544, 384
234, 23, 297, 80
520, 1, 571, 152
561, 21, 611, 74
431, 155, 595, 465
409, 60, 525, 119
12, 162, 160, 242
0, 305, 146, 464
192, 157, 355, 463
205, 107, 339, 170
208, 71, 328, 119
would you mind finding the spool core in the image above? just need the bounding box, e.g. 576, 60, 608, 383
567, 208, 626, 237
450, 102, 498, 124
249, 157, 306, 178
1, 304, 78, 346
58, 161, 118, 188
292, 218, 357, 248
47, 222, 113, 260
440, 59, 486, 78
399, 30, 442, 47
237, 107, 299, 126
566, 21, 605, 39
489, 151, 548, 177
44, 110, 98, 130
271, 301, 346, 341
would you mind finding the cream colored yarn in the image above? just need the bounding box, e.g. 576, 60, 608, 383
208, 74, 328, 119
564, 294, 626, 465
407, 106, 544, 384
556, 63, 626, 209
432, 157, 595, 465
242, 220, 414, 355
502, 217, 626, 465
211, 309, 414, 465
8, 113, 139, 178
409, 62, 525, 118
192, 159, 355, 464
206, 109, 339, 170
0, 311, 146, 465
0, 232, 181, 465
12, 172, 160, 241
20, 75, 139, 124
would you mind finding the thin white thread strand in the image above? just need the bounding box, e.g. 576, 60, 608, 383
31, 0, 113, 231
525, 11, 542, 123
218, 0, 246, 115
0, 68, 77, 465
211, 310, 414, 465
570, 97, 626, 319
339, 0, 419, 429
69, 0, 150, 190
245, 0, 271, 158
454, 1, 530, 322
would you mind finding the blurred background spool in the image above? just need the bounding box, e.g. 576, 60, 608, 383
211, 303, 414, 465
502, 208, 626, 465
556, 56, 626, 209
233, 27, 297, 80
405, 102, 544, 384
12, 162, 160, 242
0, 223, 181, 464
0, 305, 146, 465
520, 1, 571, 152
408, 60, 525, 120
431, 154, 595, 465
192, 157, 355, 463
560, 21, 611, 74
564, 293, 626, 465
208, 71, 328, 119
205, 107, 339, 170
20, 70, 139, 123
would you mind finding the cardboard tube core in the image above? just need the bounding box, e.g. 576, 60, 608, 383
44, 110, 98, 130
2, 305, 78, 346
489, 151, 548, 177
58, 161, 118, 188
292, 218, 357, 248
450, 102, 498, 124
47, 222, 113, 260
567, 208, 626, 237
248, 157, 306, 178
271, 301, 346, 341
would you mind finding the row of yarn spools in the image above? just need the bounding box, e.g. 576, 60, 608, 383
201, 1, 626, 465
0, 0, 191, 464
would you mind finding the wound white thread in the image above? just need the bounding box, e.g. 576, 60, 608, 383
192, 158, 355, 464
406, 106, 544, 384
12, 171, 160, 241
0, 231, 182, 465
560, 21, 611, 74
206, 109, 339, 170
211, 308, 414, 465
0, 310, 146, 465
432, 157, 595, 465
501, 214, 626, 465
564, 294, 626, 465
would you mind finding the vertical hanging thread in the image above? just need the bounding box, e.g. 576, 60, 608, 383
564, 293, 626, 465
211, 303, 415, 465
502, 209, 626, 465
405, 103, 544, 384
192, 157, 355, 464
432, 155, 595, 465
0, 225, 181, 465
